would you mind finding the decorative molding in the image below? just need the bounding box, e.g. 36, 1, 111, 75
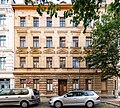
44, 31, 54, 33
70, 30, 81, 33
70, 48, 82, 54
57, 48, 68, 54
17, 30, 27, 33
43, 48, 55, 54
30, 49, 42, 54
30, 47, 41, 49
57, 30, 68, 33
30, 30, 41, 33
16, 49, 28, 54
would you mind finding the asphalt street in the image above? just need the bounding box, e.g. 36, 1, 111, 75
0, 102, 119, 108
0, 97, 120, 108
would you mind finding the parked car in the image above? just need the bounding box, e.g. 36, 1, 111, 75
49, 90, 101, 108
0, 88, 40, 108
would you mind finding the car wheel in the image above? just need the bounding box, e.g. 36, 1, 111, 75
86, 101, 94, 108
54, 101, 62, 108
21, 101, 29, 108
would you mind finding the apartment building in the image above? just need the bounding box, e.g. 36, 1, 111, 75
0, 0, 15, 89
12, 1, 117, 97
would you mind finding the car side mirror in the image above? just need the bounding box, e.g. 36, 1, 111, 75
64, 95, 67, 98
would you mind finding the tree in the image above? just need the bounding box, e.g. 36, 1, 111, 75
86, 4, 120, 80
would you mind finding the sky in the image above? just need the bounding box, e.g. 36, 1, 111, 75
15, 0, 72, 4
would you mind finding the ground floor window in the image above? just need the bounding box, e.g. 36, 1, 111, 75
72, 79, 79, 89
0, 79, 10, 89
20, 79, 26, 88
33, 79, 39, 90
47, 79, 53, 91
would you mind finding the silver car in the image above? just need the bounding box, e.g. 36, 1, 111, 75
49, 90, 101, 108
0, 88, 40, 108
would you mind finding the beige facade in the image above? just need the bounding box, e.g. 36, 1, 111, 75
12, 3, 117, 97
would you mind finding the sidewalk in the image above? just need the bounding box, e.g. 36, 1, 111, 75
101, 96, 120, 107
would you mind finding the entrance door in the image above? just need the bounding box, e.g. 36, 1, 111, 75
58, 79, 67, 96
86, 79, 92, 90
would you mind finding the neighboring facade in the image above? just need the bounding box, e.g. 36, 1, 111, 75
12, 1, 118, 97
0, 0, 15, 89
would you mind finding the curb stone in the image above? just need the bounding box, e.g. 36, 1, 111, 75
105, 101, 120, 107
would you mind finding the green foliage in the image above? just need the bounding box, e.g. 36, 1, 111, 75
108, 0, 120, 16
24, 0, 35, 5
86, 6, 120, 80
64, 0, 102, 33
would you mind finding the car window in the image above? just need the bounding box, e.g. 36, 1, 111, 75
12, 89, 22, 95
21, 89, 29, 95
84, 91, 94, 96
67, 92, 76, 97
0, 89, 11, 95
12, 89, 29, 95
76, 91, 84, 96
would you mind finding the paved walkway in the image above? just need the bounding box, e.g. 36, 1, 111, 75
101, 96, 120, 107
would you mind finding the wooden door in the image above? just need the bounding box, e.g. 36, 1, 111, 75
58, 80, 67, 96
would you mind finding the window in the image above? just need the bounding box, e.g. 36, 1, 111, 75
60, 37, 65, 47
73, 37, 78, 47
33, 37, 39, 47
73, 21, 77, 27
73, 79, 79, 89
20, 37, 26, 47
76, 91, 84, 96
33, 57, 39, 68
1, 0, 6, 4
86, 37, 92, 47
33, 79, 39, 90
46, 37, 52, 47
67, 92, 75, 97
47, 79, 53, 91
60, 17, 65, 27
0, 57, 6, 69
86, 58, 92, 68
12, 89, 29, 95
0, 14, 6, 26
20, 79, 26, 88
0, 36, 6, 47
20, 57, 26, 68
60, 57, 66, 68
47, 17, 52, 27
102, 0, 106, 6
72, 57, 79, 68
46, 57, 52, 68
33, 17, 39, 27
20, 17, 26, 27
101, 81, 107, 91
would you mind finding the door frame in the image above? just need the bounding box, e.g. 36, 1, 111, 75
58, 79, 67, 96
